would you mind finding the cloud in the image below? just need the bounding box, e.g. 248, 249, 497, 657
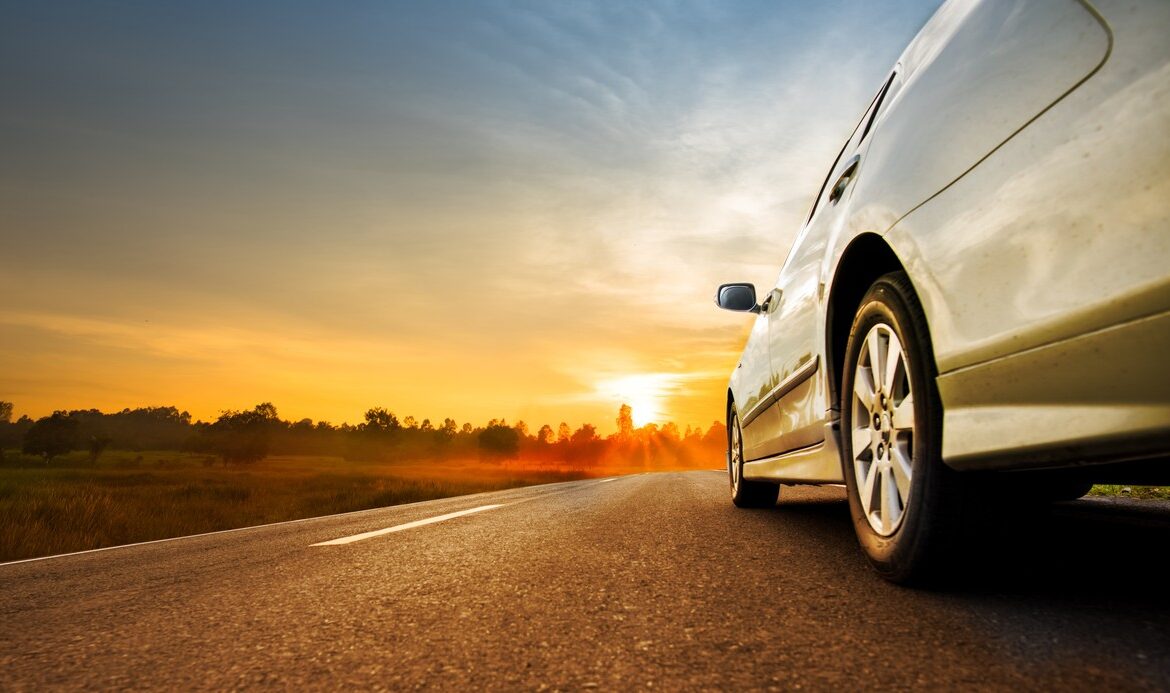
0, 0, 940, 429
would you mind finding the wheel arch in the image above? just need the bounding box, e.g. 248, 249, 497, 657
825, 234, 912, 418
725, 388, 736, 438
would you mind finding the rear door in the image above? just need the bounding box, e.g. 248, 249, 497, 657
859, 0, 1111, 220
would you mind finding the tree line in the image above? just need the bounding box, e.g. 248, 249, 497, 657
0, 400, 726, 469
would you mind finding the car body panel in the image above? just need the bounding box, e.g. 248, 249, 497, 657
724, 0, 1170, 481
938, 308, 1170, 468
733, 312, 778, 461
858, 0, 1111, 224
885, 0, 1170, 467
741, 422, 842, 484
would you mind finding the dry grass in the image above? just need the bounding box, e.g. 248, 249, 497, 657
0, 450, 597, 562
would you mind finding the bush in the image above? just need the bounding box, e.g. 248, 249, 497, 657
22, 413, 80, 462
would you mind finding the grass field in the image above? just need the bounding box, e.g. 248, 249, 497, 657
7, 448, 1150, 564
0, 450, 602, 563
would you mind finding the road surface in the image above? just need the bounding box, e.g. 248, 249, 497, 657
2, 471, 1168, 690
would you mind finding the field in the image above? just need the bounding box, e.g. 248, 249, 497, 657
9, 446, 1148, 565
0, 450, 606, 563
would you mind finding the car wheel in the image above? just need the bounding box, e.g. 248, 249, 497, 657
728, 405, 780, 508
840, 272, 967, 583
1043, 478, 1095, 502
1006, 473, 1095, 503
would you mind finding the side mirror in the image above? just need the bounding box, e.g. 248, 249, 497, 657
715, 283, 759, 313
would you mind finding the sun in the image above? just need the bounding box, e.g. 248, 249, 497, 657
597, 374, 672, 428
627, 394, 660, 428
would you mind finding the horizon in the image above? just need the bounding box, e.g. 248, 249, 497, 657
0, 1, 939, 435
0, 398, 725, 436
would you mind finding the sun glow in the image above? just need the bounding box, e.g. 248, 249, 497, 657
596, 374, 677, 428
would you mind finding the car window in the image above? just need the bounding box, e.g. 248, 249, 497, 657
858, 71, 897, 145
802, 72, 896, 225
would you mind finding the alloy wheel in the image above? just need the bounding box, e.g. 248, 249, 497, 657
729, 413, 742, 494
849, 323, 916, 536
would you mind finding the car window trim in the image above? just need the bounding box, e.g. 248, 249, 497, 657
859, 71, 896, 144
802, 70, 896, 227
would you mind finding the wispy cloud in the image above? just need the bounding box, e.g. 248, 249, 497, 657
0, 0, 939, 429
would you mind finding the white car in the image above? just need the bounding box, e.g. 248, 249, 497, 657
716, 0, 1170, 583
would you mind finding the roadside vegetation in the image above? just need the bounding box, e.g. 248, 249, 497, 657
1089, 485, 1170, 501
0, 401, 724, 562
0, 451, 591, 562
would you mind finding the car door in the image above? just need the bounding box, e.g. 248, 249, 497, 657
735, 310, 778, 461
760, 75, 896, 456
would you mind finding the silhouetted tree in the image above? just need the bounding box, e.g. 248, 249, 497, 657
478, 424, 520, 460
209, 404, 277, 464
537, 424, 555, 445
433, 418, 458, 448
616, 404, 634, 440
557, 422, 571, 443
0, 401, 19, 453
702, 421, 726, 446
88, 435, 113, 464
363, 408, 400, 432
571, 424, 599, 444
22, 412, 80, 462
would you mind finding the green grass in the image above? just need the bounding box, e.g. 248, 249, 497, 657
0, 450, 591, 562
1089, 484, 1170, 501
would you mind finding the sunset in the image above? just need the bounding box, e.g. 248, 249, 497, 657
6, 0, 1169, 689
0, 1, 935, 432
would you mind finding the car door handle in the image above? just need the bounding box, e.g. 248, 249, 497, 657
829, 154, 861, 203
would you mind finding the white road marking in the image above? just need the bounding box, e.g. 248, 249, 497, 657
597, 478, 617, 483
0, 495, 459, 567
311, 504, 506, 546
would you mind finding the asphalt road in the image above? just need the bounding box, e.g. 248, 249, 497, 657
2, 471, 1168, 690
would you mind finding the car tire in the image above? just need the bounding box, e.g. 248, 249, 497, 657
840, 272, 968, 584
1044, 479, 1095, 502
1007, 473, 1095, 503
728, 405, 780, 508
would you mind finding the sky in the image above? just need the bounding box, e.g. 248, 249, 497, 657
0, 0, 940, 432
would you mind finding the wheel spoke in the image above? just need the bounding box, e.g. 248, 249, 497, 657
890, 445, 913, 502
891, 394, 915, 431
883, 336, 903, 395
853, 367, 876, 411
851, 427, 871, 460
860, 461, 879, 515
867, 329, 884, 394
880, 467, 894, 534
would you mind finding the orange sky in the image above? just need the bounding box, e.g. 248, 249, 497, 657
0, 2, 935, 433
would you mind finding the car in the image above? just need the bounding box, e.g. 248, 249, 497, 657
714, 0, 1170, 583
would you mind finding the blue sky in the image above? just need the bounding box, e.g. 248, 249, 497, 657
0, 0, 941, 429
